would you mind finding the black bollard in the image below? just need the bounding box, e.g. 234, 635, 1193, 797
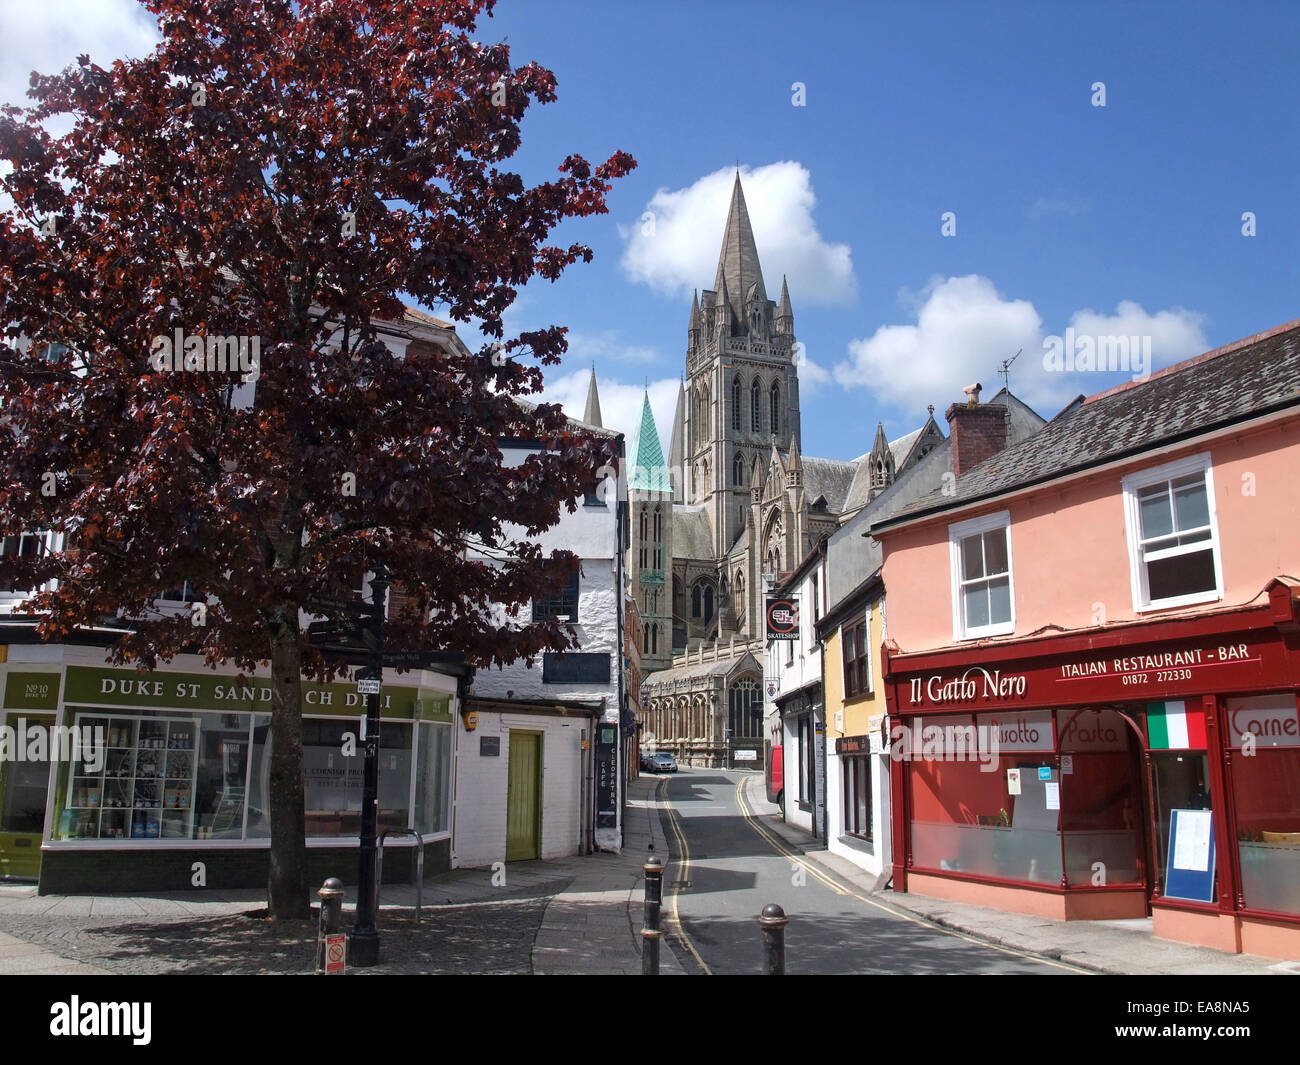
758, 902, 788, 975
317, 877, 345, 973
641, 853, 664, 975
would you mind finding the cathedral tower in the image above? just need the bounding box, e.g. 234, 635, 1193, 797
627, 391, 674, 672
685, 172, 801, 561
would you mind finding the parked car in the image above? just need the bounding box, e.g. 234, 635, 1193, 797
644, 751, 678, 773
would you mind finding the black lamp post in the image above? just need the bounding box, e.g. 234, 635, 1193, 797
347, 561, 386, 967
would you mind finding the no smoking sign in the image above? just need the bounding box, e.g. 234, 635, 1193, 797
325, 933, 346, 973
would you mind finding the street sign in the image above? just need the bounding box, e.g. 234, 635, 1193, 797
308, 595, 376, 617
307, 619, 367, 644
356, 678, 381, 695
324, 933, 346, 974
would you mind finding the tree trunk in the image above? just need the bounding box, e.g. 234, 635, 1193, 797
267, 607, 309, 919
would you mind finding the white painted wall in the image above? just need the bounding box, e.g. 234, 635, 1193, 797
450, 710, 589, 868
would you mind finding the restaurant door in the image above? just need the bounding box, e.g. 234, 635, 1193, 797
0, 712, 53, 879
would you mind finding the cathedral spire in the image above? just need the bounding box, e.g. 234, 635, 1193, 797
583, 365, 603, 428
668, 378, 686, 503
713, 171, 766, 310
628, 390, 671, 495
776, 275, 793, 334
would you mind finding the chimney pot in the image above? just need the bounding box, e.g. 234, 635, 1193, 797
945, 398, 1008, 478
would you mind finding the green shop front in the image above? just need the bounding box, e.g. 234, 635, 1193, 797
0, 658, 458, 894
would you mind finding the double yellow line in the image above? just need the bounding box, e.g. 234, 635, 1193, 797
657, 777, 713, 975
733, 776, 1090, 974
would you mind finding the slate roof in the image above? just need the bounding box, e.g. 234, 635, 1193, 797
641, 649, 762, 692
673, 504, 714, 560
801, 455, 858, 512
874, 320, 1300, 530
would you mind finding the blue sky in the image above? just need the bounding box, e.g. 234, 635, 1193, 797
4, 1, 1297, 460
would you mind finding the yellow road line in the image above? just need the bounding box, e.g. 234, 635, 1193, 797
733, 776, 1090, 975
658, 776, 712, 975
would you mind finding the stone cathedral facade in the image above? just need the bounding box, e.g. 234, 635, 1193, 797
602, 173, 945, 766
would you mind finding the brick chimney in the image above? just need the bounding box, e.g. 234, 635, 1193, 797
946, 383, 1008, 477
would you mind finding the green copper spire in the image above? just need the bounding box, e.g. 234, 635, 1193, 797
628, 391, 672, 493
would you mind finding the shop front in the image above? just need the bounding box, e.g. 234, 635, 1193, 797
0, 655, 459, 894
882, 580, 1300, 959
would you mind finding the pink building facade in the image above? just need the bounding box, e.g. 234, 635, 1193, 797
875, 320, 1300, 959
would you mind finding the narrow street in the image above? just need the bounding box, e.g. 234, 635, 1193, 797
652, 768, 1082, 975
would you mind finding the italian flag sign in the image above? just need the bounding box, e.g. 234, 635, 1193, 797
1147, 701, 1207, 749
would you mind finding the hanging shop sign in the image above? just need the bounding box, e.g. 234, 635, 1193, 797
766, 599, 799, 641
595, 724, 618, 829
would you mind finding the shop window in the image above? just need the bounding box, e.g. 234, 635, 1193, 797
907, 711, 1063, 884
798, 714, 814, 812
1227, 694, 1300, 916
841, 754, 872, 843
843, 617, 871, 698
948, 510, 1013, 639
532, 570, 579, 622
1122, 453, 1222, 611
413, 721, 453, 835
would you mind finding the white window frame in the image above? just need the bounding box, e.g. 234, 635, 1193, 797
1121, 451, 1223, 612
949, 510, 1014, 640
0, 529, 60, 599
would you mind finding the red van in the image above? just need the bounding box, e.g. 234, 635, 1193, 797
766, 744, 784, 805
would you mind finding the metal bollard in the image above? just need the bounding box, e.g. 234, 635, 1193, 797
317, 877, 345, 973
641, 853, 664, 975
758, 903, 788, 975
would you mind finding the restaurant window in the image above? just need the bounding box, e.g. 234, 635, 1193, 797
949, 510, 1013, 639
1226, 694, 1300, 916
798, 714, 814, 811
532, 570, 579, 622
907, 711, 1063, 884
842, 754, 872, 843
1122, 453, 1222, 611
843, 616, 871, 697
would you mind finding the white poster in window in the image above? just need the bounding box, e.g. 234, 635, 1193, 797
1172, 808, 1212, 872
1044, 782, 1060, 810
1006, 768, 1022, 795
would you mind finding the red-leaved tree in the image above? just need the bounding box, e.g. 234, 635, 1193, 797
0, 0, 633, 917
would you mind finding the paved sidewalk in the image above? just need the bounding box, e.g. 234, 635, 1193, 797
0, 928, 110, 975
530, 773, 685, 974
741, 775, 1295, 976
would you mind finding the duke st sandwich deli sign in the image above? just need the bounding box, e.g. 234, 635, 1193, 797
897, 633, 1275, 713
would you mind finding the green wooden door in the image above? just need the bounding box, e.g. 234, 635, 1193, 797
0, 713, 53, 879
505, 731, 542, 862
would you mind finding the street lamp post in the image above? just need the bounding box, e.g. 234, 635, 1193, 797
348, 561, 387, 967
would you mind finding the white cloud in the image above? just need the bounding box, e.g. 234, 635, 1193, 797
619, 161, 855, 307
564, 330, 659, 365
834, 276, 1209, 417
544, 370, 681, 448
0, 1, 159, 110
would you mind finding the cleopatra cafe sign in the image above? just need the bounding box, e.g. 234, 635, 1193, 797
906, 666, 1027, 708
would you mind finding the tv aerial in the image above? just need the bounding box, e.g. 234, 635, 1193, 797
998, 348, 1022, 390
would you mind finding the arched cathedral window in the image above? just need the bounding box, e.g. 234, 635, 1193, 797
733, 453, 745, 486
770, 381, 780, 436
732, 375, 741, 430
751, 379, 761, 432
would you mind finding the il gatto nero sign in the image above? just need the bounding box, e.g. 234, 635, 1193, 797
908, 667, 1027, 706
901, 637, 1268, 710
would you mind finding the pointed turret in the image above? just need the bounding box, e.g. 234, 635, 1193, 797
786, 434, 802, 488
714, 172, 767, 310
583, 366, 603, 428
869, 421, 895, 499
715, 273, 732, 338
750, 453, 765, 502
628, 391, 672, 495
776, 275, 793, 335
668, 379, 686, 503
